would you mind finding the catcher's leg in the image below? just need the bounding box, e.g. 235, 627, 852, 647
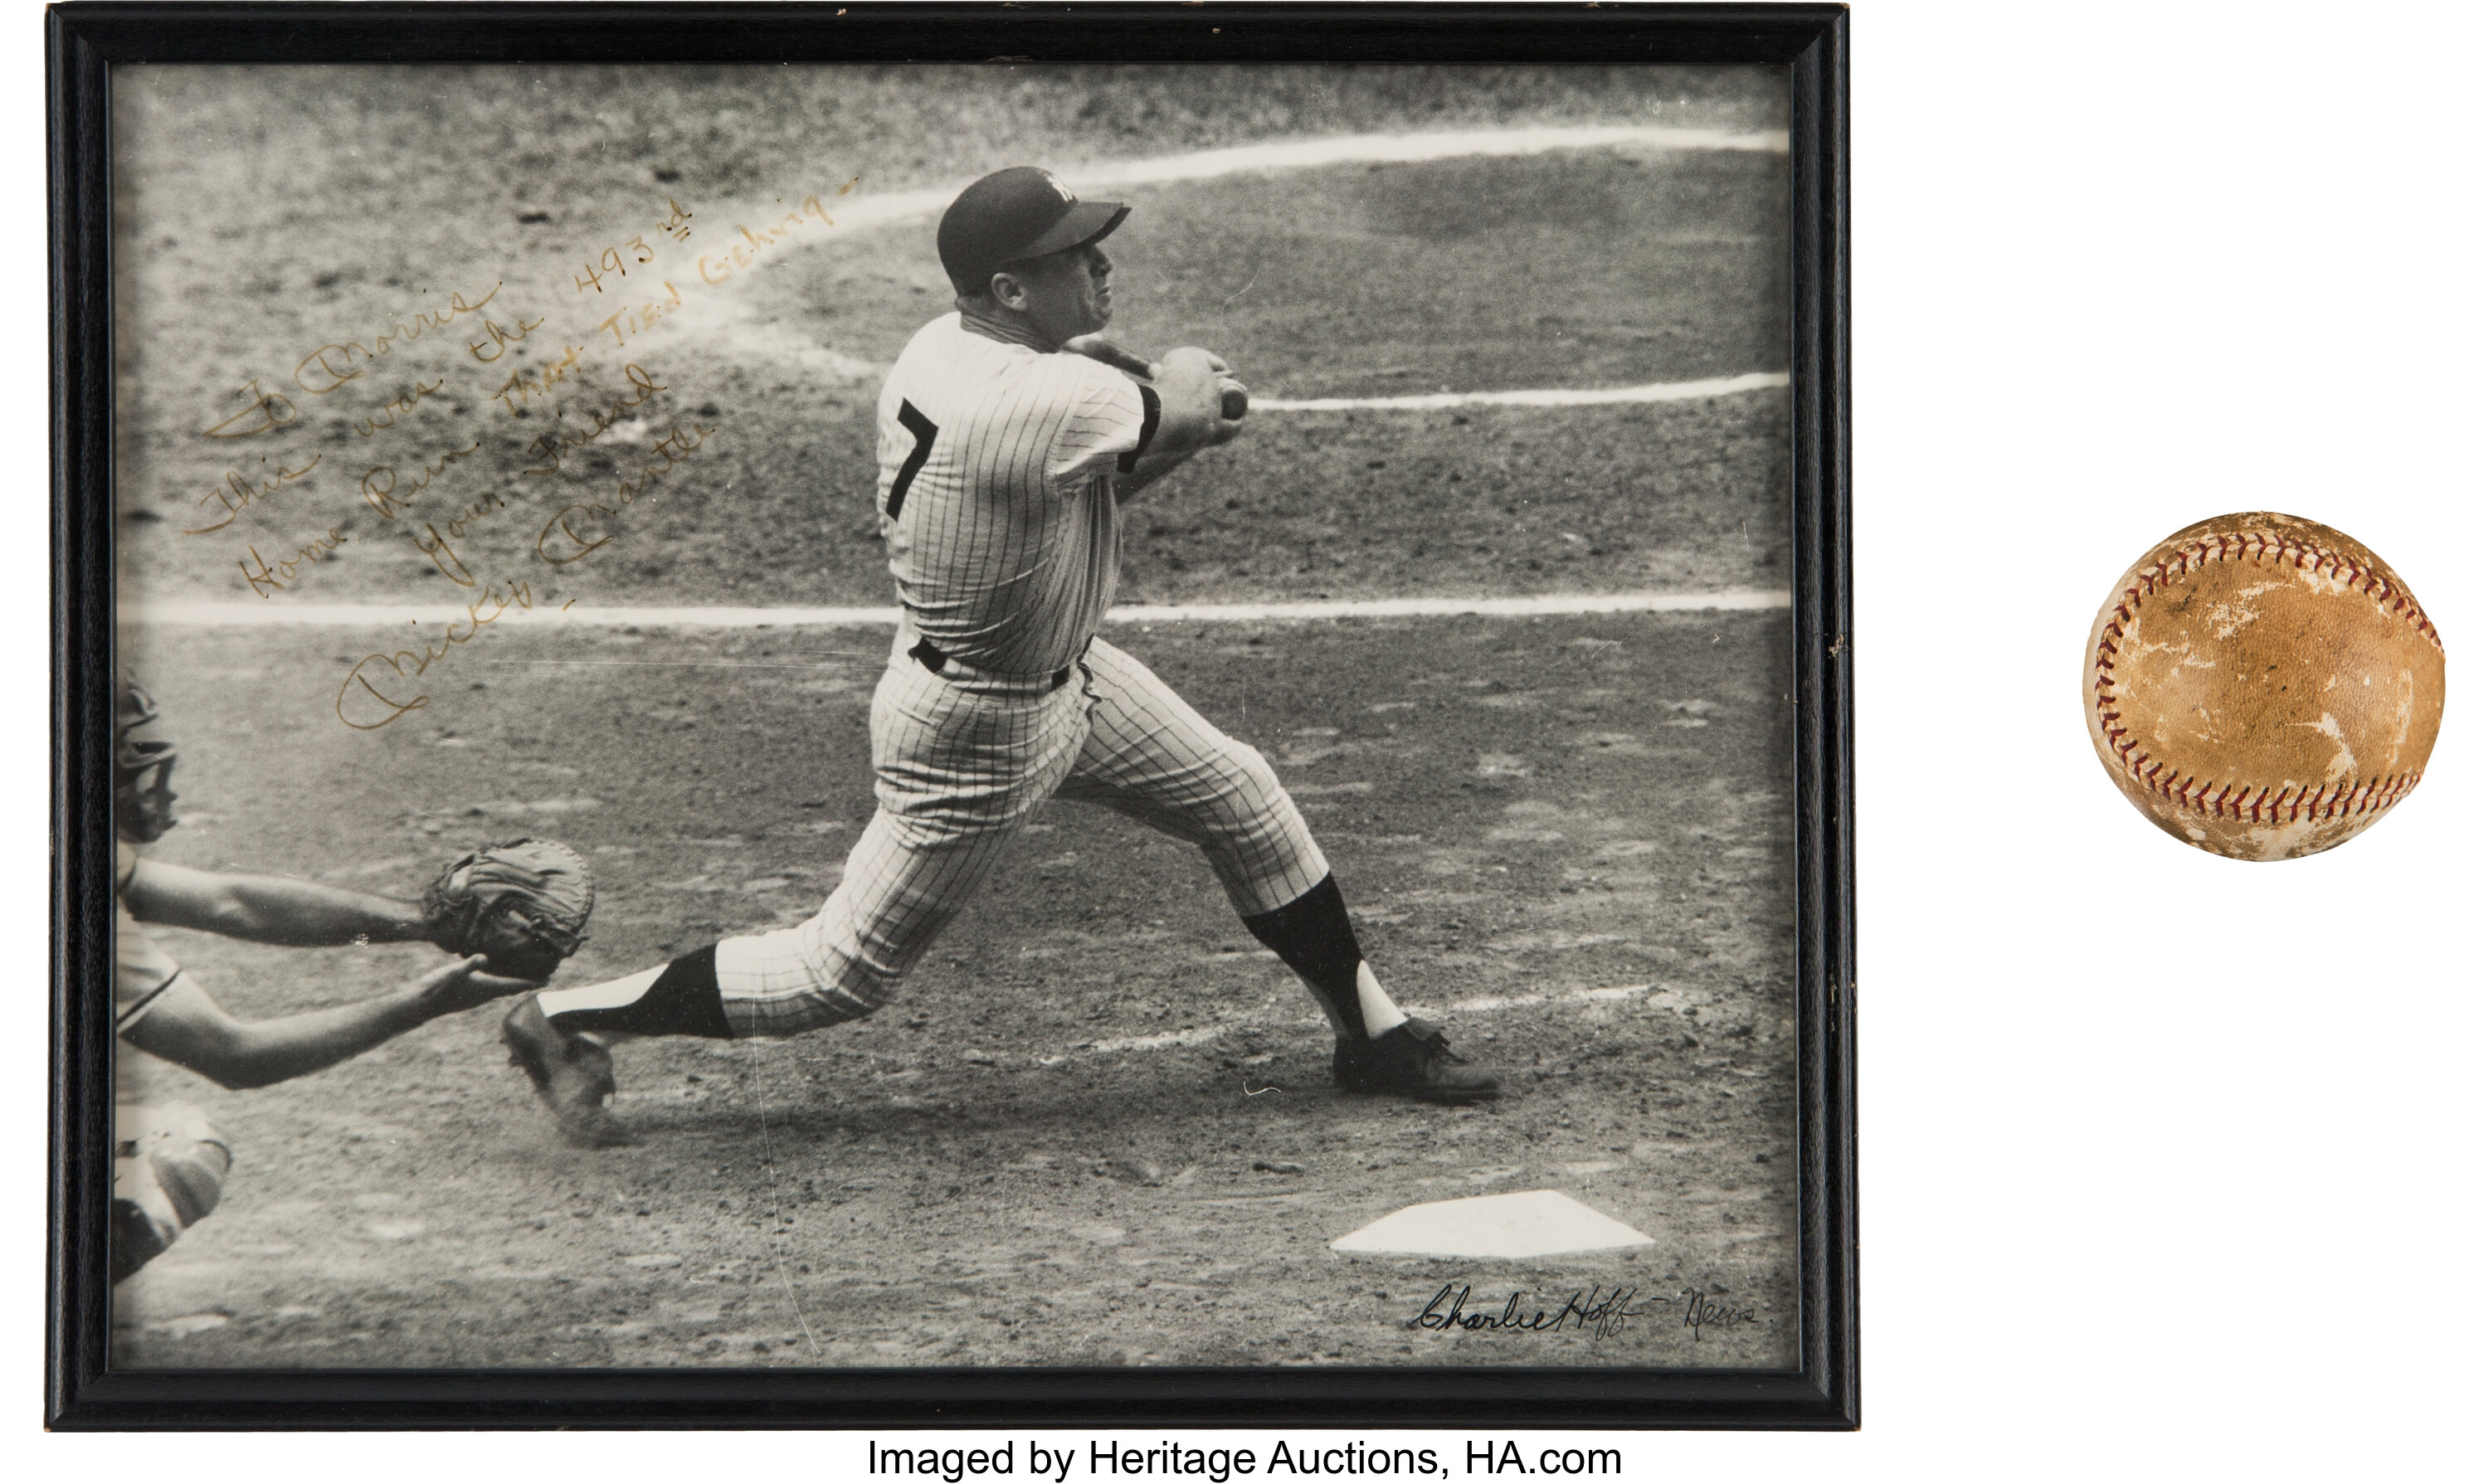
507, 654, 1084, 1142
111, 1103, 231, 1282
1055, 641, 1498, 1103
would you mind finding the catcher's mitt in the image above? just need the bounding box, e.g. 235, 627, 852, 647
421, 837, 595, 981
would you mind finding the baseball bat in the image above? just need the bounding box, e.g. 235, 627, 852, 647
1062, 333, 1158, 381
1064, 335, 1249, 420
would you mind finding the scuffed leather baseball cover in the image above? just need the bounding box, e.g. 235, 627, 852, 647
2087, 512, 2444, 860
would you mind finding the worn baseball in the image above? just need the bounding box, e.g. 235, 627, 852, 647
2087, 512, 2444, 860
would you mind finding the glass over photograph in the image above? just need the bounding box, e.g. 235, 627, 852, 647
104, 62, 1800, 1370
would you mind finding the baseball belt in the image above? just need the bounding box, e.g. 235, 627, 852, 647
909, 636, 1074, 692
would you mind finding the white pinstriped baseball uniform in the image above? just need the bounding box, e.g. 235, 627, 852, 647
705, 312, 1327, 1036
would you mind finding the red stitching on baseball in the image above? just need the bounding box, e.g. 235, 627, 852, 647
2093, 531, 2434, 823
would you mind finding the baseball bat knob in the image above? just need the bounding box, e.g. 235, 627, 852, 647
1220, 386, 1250, 420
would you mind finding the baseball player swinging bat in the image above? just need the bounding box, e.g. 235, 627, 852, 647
1065, 333, 1250, 420
495, 165, 1496, 1151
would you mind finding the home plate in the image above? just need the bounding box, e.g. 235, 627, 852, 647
1331, 1190, 1655, 1259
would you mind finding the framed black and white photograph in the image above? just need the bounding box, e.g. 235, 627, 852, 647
49, 2, 1851, 1428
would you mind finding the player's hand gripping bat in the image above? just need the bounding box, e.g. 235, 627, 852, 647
1064, 334, 1249, 420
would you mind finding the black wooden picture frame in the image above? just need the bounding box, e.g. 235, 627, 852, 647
48, 1, 1851, 1429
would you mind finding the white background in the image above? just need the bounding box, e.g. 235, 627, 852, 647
11, 0, 2482, 1477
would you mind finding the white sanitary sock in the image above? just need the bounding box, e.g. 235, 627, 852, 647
535, 965, 665, 1019
1356, 962, 1409, 1037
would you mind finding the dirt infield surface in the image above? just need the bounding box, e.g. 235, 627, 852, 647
114, 609, 1796, 1368
104, 65, 1801, 1371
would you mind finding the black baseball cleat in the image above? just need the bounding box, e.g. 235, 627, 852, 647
501, 998, 637, 1148
1332, 1016, 1502, 1104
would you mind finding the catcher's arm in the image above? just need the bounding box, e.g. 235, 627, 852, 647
121, 858, 432, 948
118, 956, 538, 1090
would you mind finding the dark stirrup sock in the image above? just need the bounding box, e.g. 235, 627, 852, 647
1240, 873, 1369, 1038
546, 945, 734, 1039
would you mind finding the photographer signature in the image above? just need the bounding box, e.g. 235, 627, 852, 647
1412, 1283, 1642, 1341
1407, 1283, 1760, 1345
1678, 1287, 1758, 1340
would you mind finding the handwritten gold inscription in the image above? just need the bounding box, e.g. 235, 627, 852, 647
572, 235, 656, 294
183, 455, 325, 535
493, 343, 587, 416
696, 195, 835, 285
259, 187, 840, 727
239, 528, 348, 597
535, 422, 720, 565
334, 578, 535, 731
201, 378, 298, 440
407, 486, 518, 587
593, 282, 683, 348
519, 363, 665, 477
362, 440, 484, 519
466, 314, 548, 364
291, 281, 503, 396
352, 378, 446, 438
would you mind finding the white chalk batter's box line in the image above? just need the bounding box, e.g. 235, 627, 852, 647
126, 591, 1791, 629
1257, 370, 1787, 411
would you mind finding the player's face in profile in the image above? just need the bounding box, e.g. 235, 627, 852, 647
1005, 242, 1114, 345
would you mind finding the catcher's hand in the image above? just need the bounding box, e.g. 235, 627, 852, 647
421, 837, 595, 982
414, 955, 555, 1015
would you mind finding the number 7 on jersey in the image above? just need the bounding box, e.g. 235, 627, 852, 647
887, 400, 938, 518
